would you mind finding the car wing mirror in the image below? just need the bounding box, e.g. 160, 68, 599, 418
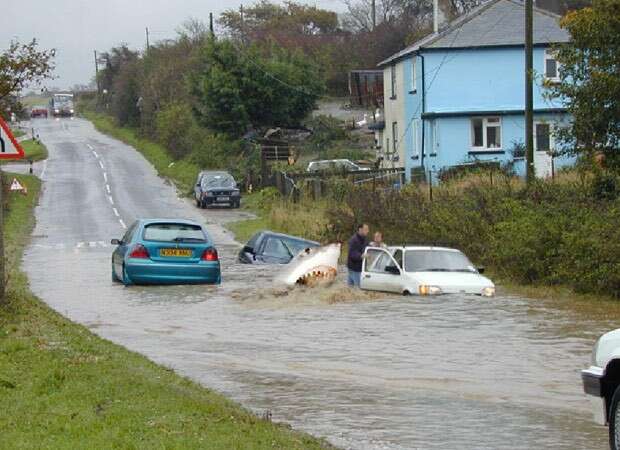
477, 266, 485, 274
111, 238, 121, 246
385, 265, 400, 275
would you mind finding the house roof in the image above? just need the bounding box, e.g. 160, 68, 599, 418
378, 0, 570, 67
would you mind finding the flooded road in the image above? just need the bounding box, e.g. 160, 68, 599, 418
21, 118, 615, 449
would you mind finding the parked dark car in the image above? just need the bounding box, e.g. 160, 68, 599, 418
238, 231, 320, 264
194, 171, 241, 208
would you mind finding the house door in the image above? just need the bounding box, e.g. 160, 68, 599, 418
534, 122, 554, 178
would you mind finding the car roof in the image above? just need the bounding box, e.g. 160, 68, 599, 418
199, 170, 232, 177
138, 218, 203, 227
256, 230, 319, 245
310, 159, 352, 164
387, 246, 461, 252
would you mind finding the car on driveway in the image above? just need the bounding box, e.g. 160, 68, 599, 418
360, 246, 495, 296
111, 219, 221, 285
238, 231, 319, 264
194, 171, 241, 208
306, 159, 370, 173
582, 328, 620, 450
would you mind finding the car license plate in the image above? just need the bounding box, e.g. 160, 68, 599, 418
217, 196, 230, 201
160, 248, 192, 257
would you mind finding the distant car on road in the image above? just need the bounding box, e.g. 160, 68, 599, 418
360, 246, 495, 296
194, 171, 241, 208
111, 219, 221, 285
30, 106, 48, 118
306, 159, 370, 173
238, 231, 319, 264
582, 328, 620, 450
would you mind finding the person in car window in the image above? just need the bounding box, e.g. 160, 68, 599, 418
347, 224, 369, 287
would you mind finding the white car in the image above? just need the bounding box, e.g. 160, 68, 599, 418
306, 159, 370, 173
360, 246, 495, 297
582, 329, 620, 449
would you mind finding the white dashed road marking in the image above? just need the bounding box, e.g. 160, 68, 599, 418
108, 196, 114, 205
98, 161, 105, 170
112, 207, 120, 217
103, 172, 107, 182
86, 144, 94, 150
106, 184, 111, 194
119, 219, 127, 229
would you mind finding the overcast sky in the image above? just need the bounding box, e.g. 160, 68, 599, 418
2, 0, 346, 90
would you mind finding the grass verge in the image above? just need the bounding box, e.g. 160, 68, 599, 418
0, 139, 48, 165
82, 111, 200, 194
0, 172, 331, 449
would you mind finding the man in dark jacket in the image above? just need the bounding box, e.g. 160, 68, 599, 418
347, 224, 369, 287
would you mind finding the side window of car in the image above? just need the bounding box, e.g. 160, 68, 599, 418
392, 250, 403, 269
366, 249, 389, 273
122, 221, 138, 243
262, 238, 291, 259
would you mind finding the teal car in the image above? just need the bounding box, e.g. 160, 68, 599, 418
111, 219, 221, 285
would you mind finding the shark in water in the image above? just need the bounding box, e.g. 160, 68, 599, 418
276, 243, 341, 287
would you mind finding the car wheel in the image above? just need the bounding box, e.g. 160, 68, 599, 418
122, 264, 133, 286
195, 198, 201, 207
610, 385, 620, 450
112, 264, 120, 282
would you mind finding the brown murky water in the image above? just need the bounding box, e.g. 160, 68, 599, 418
22, 118, 614, 449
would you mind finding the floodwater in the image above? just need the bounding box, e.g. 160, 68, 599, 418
22, 118, 615, 449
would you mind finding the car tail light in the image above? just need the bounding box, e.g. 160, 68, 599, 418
201, 248, 218, 261
129, 244, 149, 259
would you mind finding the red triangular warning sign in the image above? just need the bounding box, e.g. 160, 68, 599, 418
0, 116, 25, 160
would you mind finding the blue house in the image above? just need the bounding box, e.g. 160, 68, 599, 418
376, 0, 573, 181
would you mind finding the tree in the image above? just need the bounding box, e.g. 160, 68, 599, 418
190, 40, 324, 135
0, 39, 55, 117
546, 0, 620, 167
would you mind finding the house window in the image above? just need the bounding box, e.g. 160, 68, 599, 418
535, 123, 551, 152
392, 122, 398, 153
390, 65, 396, 99
411, 59, 417, 93
471, 117, 502, 150
544, 49, 560, 82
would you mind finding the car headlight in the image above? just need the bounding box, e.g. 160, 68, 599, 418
481, 286, 496, 297
233, 189, 240, 195
419, 285, 442, 295
70, 109, 74, 113
54, 109, 59, 113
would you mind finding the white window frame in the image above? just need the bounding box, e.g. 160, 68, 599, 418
392, 121, 398, 153
390, 64, 397, 99
410, 58, 417, 93
544, 49, 560, 82
470, 117, 502, 151
534, 121, 555, 153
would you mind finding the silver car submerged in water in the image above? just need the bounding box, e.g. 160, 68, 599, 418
582, 328, 620, 449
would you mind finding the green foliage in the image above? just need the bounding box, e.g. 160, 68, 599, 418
547, 0, 620, 165
190, 40, 324, 135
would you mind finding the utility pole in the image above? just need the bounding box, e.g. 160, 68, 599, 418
145, 27, 150, 53
371, 0, 376, 31
94, 50, 100, 94
240, 4, 245, 44
209, 12, 215, 38
525, 0, 534, 183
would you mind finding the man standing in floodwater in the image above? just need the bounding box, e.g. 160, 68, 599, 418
347, 224, 369, 287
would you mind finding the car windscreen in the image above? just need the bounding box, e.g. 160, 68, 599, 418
143, 223, 206, 243
404, 249, 477, 273
202, 174, 235, 189
282, 238, 318, 256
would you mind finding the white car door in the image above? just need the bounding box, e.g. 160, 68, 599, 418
361, 247, 404, 293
